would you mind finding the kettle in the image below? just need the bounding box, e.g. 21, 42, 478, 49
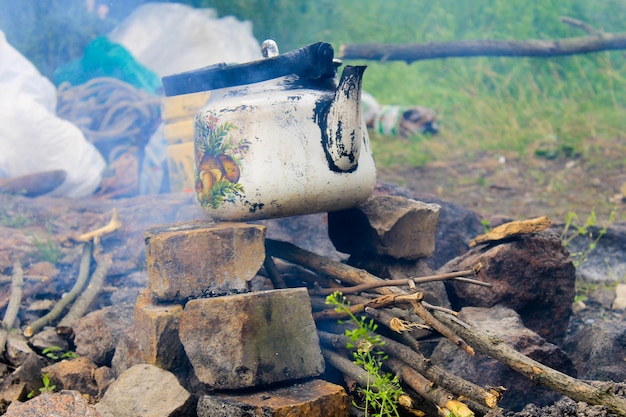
162, 40, 376, 220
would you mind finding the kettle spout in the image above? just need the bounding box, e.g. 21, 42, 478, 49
318, 65, 367, 173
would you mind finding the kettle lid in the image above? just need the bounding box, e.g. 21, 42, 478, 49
162, 41, 336, 97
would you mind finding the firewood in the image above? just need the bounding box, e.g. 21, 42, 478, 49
0, 257, 24, 356
433, 310, 626, 417
24, 243, 92, 337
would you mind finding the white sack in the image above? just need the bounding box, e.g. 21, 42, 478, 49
108, 2, 262, 78
0, 31, 105, 197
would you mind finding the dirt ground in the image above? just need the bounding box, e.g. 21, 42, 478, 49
377, 141, 626, 226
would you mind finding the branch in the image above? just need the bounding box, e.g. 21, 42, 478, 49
433, 311, 626, 416
62, 209, 122, 246
339, 31, 626, 63
24, 243, 92, 337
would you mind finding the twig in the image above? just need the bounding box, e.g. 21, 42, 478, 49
62, 209, 122, 246
310, 268, 489, 296
0, 258, 24, 356
433, 311, 626, 417
319, 330, 500, 410
407, 301, 475, 356
57, 250, 112, 329
262, 255, 287, 289
24, 243, 92, 337
266, 239, 402, 295
560, 16, 601, 36
313, 292, 424, 321
3, 257, 24, 329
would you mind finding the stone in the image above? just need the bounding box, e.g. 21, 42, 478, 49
73, 304, 135, 366
4, 390, 101, 417
197, 379, 350, 417
5, 332, 34, 367
133, 290, 186, 371
28, 326, 70, 353
429, 305, 577, 411
557, 223, 626, 282
92, 366, 116, 398
372, 182, 485, 268
564, 320, 626, 381
41, 357, 99, 398
145, 221, 266, 301
94, 364, 194, 417
0, 352, 48, 403
179, 288, 324, 389
110, 326, 147, 376
329, 195, 440, 260
438, 231, 575, 344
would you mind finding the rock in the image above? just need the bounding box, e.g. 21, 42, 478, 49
179, 288, 324, 389
0, 352, 48, 403
564, 320, 626, 381
94, 364, 194, 417
134, 291, 186, 371
438, 231, 575, 344
4, 390, 101, 417
373, 182, 485, 268
92, 366, 115, 398
110, 326, 146, 376
328, 195, 440, 260
430, 305, 576, 411
5, 332, 34, 367
197, 379, 350, 417
588, 287, 616, 309
145, 221, 266, 301
73, 304, 135, 366
557, 223, 626, 282
41, 357, 99, 398
28, 326, 70, 353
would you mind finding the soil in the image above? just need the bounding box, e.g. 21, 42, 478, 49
377, 143, 626, 225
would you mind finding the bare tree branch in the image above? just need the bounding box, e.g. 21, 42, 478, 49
339, 31, 626, 63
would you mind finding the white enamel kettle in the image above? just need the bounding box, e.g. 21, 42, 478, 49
162, 40, 376, 220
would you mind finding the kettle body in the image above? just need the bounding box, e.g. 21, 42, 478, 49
163, 42, 376, 220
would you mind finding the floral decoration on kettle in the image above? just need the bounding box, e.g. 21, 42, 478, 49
194, 112, 249, 209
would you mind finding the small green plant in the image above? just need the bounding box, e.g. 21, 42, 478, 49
27, 373, 56, 398
31, 235, 63, 264
42, 345, 78, 361
560, 210, 615, 267
0, 209, 30, 228
480, 219, 491, 234
326, 291, 403, 417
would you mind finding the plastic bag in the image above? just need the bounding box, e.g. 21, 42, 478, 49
108, 3, 262, 77
0, 31, 105, 197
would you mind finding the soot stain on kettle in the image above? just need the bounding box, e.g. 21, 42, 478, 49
314, 98, 358, 174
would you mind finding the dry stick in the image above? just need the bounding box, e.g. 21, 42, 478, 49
268, 239, 475, 357
57, 251, 112, 329
2, 257, 24, 329
386, 358, 476, 417
23, 243, 93, 337
311, 269, 490, 296
265, 239, 402, 295
433, 311, 626, 417
262, 255, 287, 289
313, 292, 424, 321
318, 330, 500, 411
322, 347, 372, 388
365, 308, 499, 414
408, 301, 475, 356
0, 258, 24, 356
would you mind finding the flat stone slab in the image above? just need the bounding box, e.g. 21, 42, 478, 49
179, 288, 324, 389
145, 221, 266, 301
197, 379, 349, 417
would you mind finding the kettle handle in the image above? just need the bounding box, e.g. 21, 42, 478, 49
162, 42, 336, 96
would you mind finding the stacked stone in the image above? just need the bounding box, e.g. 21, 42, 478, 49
134, 220, 349, 417
329, 195, 446, 306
